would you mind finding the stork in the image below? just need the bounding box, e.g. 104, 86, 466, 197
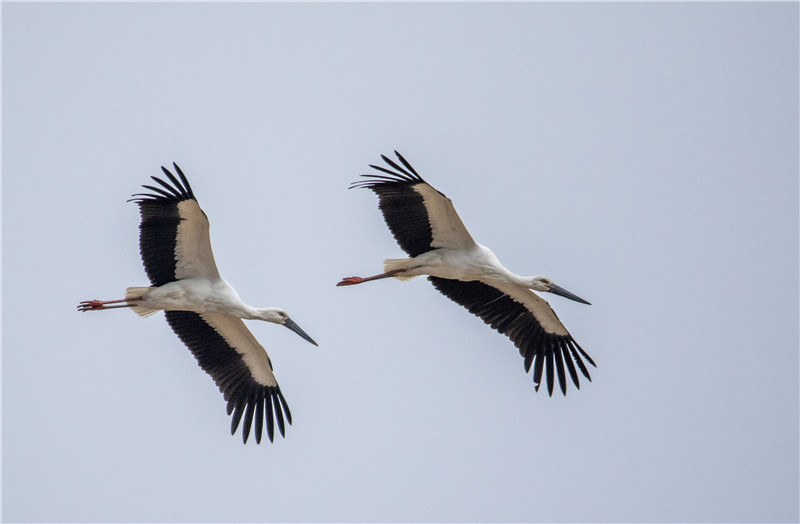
338, 151, 594, 396
79, 164, 317, 444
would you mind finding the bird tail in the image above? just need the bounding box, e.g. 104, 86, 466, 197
383, 259, 418, 281
125, 287, 159, 317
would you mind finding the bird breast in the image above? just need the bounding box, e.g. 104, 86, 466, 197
414, 245, 508, 283
141, 278, 244, 314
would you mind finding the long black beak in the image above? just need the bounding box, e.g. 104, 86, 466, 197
549, 284, 591, 305
284, 317, 318, 346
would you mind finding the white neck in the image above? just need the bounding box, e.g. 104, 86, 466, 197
510, 275, 549, 291
250, 307, 285, 324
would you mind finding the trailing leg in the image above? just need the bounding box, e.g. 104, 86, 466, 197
336, 268, 407, 286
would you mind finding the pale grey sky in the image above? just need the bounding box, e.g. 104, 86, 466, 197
3, 2, 798, 522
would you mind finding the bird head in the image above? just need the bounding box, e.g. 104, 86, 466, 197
528, 277, 591, 305
259, 308, 318, 346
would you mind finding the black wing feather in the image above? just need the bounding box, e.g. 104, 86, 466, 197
165, 310, 291, 444
137, 184, 174, 200
273, 394, 286, 438
254, 393, 264, 444
350, 151, 433, 257
428, 277, 595, 396
128, 163, 196, 287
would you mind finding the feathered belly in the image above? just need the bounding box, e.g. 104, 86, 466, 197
140, 279, 220, 313
406, 246, 505, 282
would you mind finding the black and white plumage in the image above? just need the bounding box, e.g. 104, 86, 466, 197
79, 164, 317, 444
338, 151, 594, 396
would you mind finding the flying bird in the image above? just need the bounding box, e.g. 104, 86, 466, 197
79, 164, 317, 443
338, 151, 594, 396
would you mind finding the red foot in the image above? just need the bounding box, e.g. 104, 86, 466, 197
77, 298, 132, 312
337, 277, 365, 286
78, 300, 105, 312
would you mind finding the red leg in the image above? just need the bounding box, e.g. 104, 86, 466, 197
77, 297, 138, 312
337, 269, 406, 286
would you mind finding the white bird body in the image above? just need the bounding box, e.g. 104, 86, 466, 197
80, 164, 316, 444
387, 244, 508, 281
339, 151, 593, 395
128, 278, 286, 322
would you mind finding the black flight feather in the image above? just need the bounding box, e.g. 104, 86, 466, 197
128, 163, 196, 287
428, 277, 595, 396
164, 311, 291, 444
350, 151, 434, 257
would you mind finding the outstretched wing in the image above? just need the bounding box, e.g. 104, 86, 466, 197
428, 276, 596, 396
350, 151, 476, 257
129, 164, 220, 286
165, 310, 291, 444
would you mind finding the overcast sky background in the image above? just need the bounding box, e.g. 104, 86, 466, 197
3, 2, 798, 522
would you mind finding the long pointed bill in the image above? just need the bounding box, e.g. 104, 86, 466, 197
284, 317, 318, 346
549, 284, 591, 305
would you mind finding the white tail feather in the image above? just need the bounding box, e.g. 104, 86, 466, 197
125, 287, 159, 317
383, 259, 418, 281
